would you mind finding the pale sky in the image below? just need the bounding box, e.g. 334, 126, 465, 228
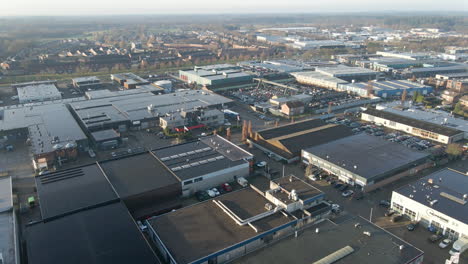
1, 0, 467, 16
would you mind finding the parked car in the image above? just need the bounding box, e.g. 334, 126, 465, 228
439, 239, 452, 249
338, 185, 349, 192
407, 222, 419, 231
379, 200, 391, 208
384, 210, 395, 217
342, 190, 354, 197
391, 214, 403, 222
429, 234, 443, 243
256, 161, 267, 168
88, 149, 96, 158
353, 192, 364, 200
237, 177, 249, 187
211, 188, 220, 196
334, 183, 343, 189
195, 191, 210, 201
221, 183, 232, 192
309, 175, 319, 181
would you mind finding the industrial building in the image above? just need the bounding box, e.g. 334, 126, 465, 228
146, 176, 329, 264
370, 58, 423, 72
403, 65, 468, 78
291, 71, 348, 89
111, 72, 150, 89
72, 76, 101, 90
159, 108, 224, 130
233, 216, 424, 264
0, 177, 18, 264
287, 40, 346, 50
16, 83, 62, 104
338, 80, 433, 98
69, 89, 232, 133
269, 94, 313, 106
0, 101, 88, 167
249, 119, 352, 163
376, 51, 433, 60
302, 134, 430, 192
179, 64, 253, 87
391, 168, 468, 240
90, 129, 121, 150
315, 65, 380, 82
152, 135, 253, 197
362, 108, 465, 144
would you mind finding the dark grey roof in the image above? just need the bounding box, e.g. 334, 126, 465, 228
273, 176, 323, 201
147, 188, 295, 264
233, 216, 423, 264
395, 168, 468, 224
100, 152, 180, 198
91, 129, 120, 142
364, 108, 463, 137
258, 118, 326, 140
26, 202, 160, 264
152, 136, 251, 181
303, 134, 429, 181
35, 164, 118, 220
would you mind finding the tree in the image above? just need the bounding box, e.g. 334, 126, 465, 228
413, 91, 420, 102
446, 143, 463, 159
401, 89, 407, 106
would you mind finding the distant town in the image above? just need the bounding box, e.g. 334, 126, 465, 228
0, 14, 467, 264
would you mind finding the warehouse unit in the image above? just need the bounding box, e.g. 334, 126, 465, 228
362, 108, 465, 144
249, 119, 352, 163
403, 65, 468, 78
391, 168, 468, 240
111, 72, 150, 89
291, 71, 348, 89
153, 135, 253, 197
338, 80, 433, 98
72, 76, 101, 90
302, 134, 430, 192
179, 64, 253, 87
146, 177, 328, 264
16, 83, 62, 104
233, 216, 424, 264
0, 101, 88, 167
70, 89, 232, 133
376, 51, 433, 60
0, 177, 18, 264
315, 65, 380, 82
371, 58, 423, 72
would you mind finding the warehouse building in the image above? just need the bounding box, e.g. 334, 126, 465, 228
376, 51, 433, 60
233, 215, 424, 264
72, 76, 101, 90
179, 64, 253, 87
287, 40, 346, 50
159, 108, 224, 130
315, 65, 380, 82
0, 177, 19, 264
249, 119, 352, 163
152, 135, 253, 197
111, 72, 150, 89
338, 80, 433, 98
370, 58, 423, 72
90, 129, 121, 150
69, 89, 232, 133
269, 94, 313, 106
361, 108, 465, 144
291, 71, 348, 89
16, 83, 62, 104
391, 168, 468, 240
403, 65, 468, 78
302, 134, 430, 192
0, 101, 88, 167
146, 176, 329, 264
100, 152, 182, 217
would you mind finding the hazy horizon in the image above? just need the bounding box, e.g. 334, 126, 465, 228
2, 0, 467, 16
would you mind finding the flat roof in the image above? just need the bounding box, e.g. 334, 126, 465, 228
364, 108, 463, 137
304, 133, 429, 181
273, 176, 323, 201
258, 118, 327, 140
153, 135, 251, 181
0, 177, 13, 212
70, 90, 232, 130
395, 168, 468, 224
291, 71, 349, 84
91, 129, 120, 142
0, 102, 87, 155
35, 164, 118, 220
26, 202, 160, 264
17, 84, 62, 102
147, 187, 296, 264
100, 152, 180, 199
348, 80, 429, 91
316, 65, 378, 77
72, 76, 100, 82
233, 216, 423, 264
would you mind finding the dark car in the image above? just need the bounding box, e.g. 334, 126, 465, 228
407, 222, 419, 231
429, 234, 443, 243
391, 214, 403, 223
334, 183, 343, 189
353, 192, 364, 200
339, 184, 349, 192
379, 200, 391, 208
195, 191, 210, 201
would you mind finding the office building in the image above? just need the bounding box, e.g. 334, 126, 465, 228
391, 168, 468, 240
362, 108, 465, 144
179, 64, 253, 87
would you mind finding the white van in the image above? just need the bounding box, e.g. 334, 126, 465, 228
237, 177, 249, 187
